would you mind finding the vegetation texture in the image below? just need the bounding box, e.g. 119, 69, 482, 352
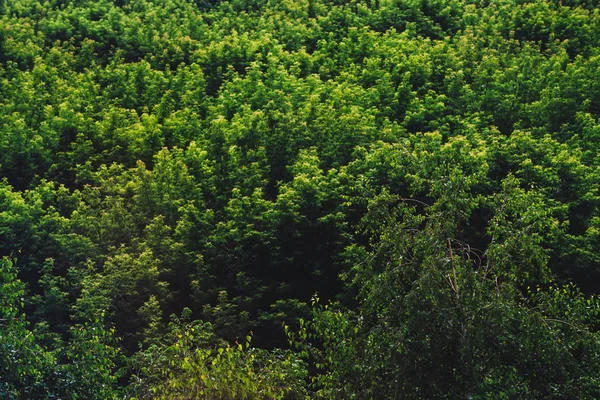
1, 0, 600, 398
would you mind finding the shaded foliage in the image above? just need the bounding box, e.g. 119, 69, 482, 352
0, 0, 599, 397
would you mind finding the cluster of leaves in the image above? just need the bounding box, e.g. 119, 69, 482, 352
1, 0, 600, 397
289, 184, 600, 398
0, 257, 120, 399
128, 310, 307, 399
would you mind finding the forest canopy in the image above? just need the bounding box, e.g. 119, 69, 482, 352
1, 0, 600, 398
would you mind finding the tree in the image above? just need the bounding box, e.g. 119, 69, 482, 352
0, 257, 121, 399
290, 184, 600, 398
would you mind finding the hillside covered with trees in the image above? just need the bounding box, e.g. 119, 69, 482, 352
1, 0, 600, 398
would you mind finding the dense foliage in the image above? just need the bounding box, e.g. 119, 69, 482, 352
1, 0, 600, 397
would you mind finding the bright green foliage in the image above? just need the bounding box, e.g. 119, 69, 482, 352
0, 0, 599, 397
129, 310, 308, 399
59, 315, 122, 400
